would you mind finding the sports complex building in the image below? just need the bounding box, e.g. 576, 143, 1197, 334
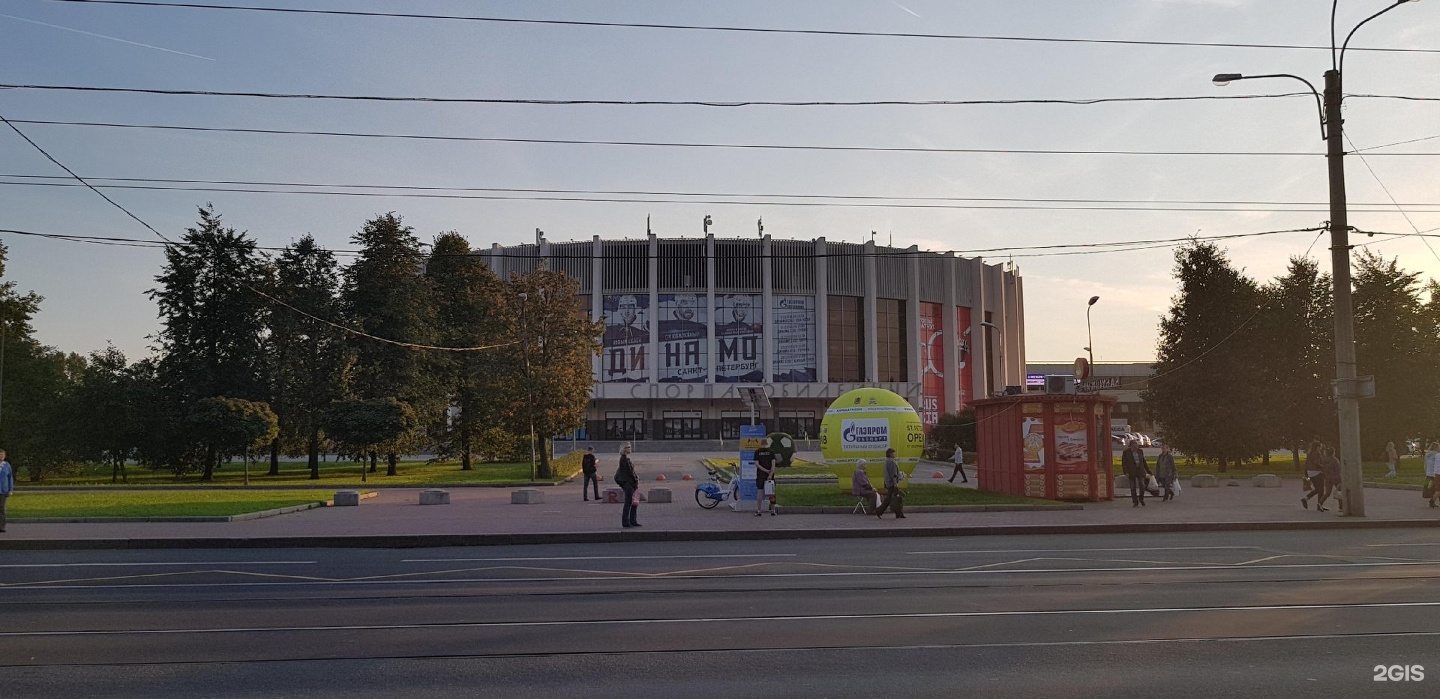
481, 233, 1026, 442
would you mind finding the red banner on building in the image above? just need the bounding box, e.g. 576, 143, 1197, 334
919, 302, 945, 428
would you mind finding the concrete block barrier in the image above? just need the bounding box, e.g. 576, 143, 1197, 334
419, 489, 450, 505
333, 490, 362, 507
1252, 474, 1282, 488
1191, 474, 1219, 488
647, 487, 673, 504
510, 488, 544, 504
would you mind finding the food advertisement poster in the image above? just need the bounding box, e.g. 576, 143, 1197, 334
1022, 414, 1046, 471
1054, 417, 1089, 473
602, 294, 649, 383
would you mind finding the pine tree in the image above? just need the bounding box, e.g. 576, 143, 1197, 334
1260, 257, 1335, 469
1353, 251, 1435, 454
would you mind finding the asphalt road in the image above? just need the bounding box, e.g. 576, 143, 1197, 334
3, 529, 1440, 698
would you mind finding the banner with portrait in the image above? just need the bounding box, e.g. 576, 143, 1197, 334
715, 293, 762, 383
773, 295, 817, 382
602, 294, 649, 383
657, 293, 707, 383
918, 302, 945, 428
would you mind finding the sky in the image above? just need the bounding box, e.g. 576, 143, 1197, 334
1, 0, 1437, 365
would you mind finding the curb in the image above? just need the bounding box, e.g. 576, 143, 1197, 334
770, 504, 1083, 515
18, 483, 570, 491
8, 492, 379, 524
4, 517, 1440, 551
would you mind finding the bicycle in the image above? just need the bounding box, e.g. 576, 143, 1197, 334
695, 465, 739, 509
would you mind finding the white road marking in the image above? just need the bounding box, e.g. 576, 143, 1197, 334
10, 558, 1440, 591
908, 546, 1263, 555
402, 554, 798, 563
0, 561, 317, 569
1365, 542, 1440, 547
6, 599, 1440, 638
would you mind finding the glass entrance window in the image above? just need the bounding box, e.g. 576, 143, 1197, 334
604, 411, 646, 441
778, 411, 817, 440
662, 411, 703, 440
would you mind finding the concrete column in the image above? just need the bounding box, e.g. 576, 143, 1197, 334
761, 234, 774, 383
648, 233, 659, 385
906, 245, 921, 384
537, 231, 550, 271
970, 258, 989, 399
1004, 265, 1022, 388
706, 233, 716, 384
815, 238, 829, 384
990, 263, 1007, 392
591, 236, 604, 386
1013, 273, 1027, 373
863, 239, 879, 383
489, 242, 503, 275
942, 253, 959, 410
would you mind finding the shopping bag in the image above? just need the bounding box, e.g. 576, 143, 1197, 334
1147, 475, 1159, 489
763, 479, 776, 501
1302, 476, 1312, 490
1173, 479, 1182, 495
1424, 478, 1435, 499
630, 491, 640, 506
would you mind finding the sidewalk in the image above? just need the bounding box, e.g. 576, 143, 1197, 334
2, 452, 1438, 549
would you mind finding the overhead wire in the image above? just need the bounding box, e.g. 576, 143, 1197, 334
48, 0, 1440, 56
0, 114, 515, 353
1343, 132, 1440, 262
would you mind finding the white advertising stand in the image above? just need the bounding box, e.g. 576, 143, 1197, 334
731, 424, 768, 511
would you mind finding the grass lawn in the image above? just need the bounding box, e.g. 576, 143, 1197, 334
37, 451, 584, 487
775, 483, 1055, 508
7, 490, 346, 518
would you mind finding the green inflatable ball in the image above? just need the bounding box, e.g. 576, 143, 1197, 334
767, 432, 796, 467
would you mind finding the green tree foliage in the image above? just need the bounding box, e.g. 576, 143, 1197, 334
323, 398, 419, 473
271, 235, 350, 479
502, 268, 602, 479
1143, 242, 1270, 471
425, 232, 509, 471
926, 409, 977, 458
148, 205, 273, 479
342, 214, 437, 476
1353, 251, 1438, 453
68, 345, 144, 482
1259, 257, 1335, 468
191, 396, 280, 477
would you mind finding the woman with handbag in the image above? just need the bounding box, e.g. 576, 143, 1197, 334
1301, 441, 1325, 510
1424, 442, 1440, 509
616, 443, 641, 528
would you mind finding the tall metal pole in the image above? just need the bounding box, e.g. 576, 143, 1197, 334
1325, 68, 1365, 516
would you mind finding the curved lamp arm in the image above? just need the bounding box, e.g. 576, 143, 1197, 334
1212, 72, 1326, 140
1339, 0, 1417, 75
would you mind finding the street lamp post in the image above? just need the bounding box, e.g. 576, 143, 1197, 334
518, 291, 537, 482
1211, 0, 1418, 517
1085, 296, 1099, 369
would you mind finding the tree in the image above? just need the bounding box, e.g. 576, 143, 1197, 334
1259, 257, 1335, 469
927, 409, 977, 458
425, 232, 509, 471
271, 236, 350, 479
323, 398, 419, 474
69, 345, 144, 482
1353, 251, 1437, 454
148, 205, 273, 478
1143, 242, 1269, 471
191, 396, 279, 483
499, 267, 603, 479
342, 213, 437, 477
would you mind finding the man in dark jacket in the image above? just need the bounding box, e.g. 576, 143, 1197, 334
581, 447, 599, 501
1121, 440, 1151, 507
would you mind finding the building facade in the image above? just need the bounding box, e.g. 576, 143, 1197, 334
482, 233, 1025, 441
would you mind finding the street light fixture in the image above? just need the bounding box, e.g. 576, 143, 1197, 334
1210, 0, 1417, 517
1085, 296, 1099, 369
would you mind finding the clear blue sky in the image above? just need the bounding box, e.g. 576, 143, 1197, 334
1, 0, 1435, 363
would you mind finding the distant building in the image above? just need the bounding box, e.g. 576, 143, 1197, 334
1026, 362, 1157, 435
480, 232, 1025, 440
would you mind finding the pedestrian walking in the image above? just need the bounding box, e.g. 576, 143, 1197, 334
1301, 440, 1325, 509
948, 444, 968, 483
1318, 445, 1343, 513
0, 449, 12, 533
874, 448, 907, 519
615, 443, 640, 528
1154, 445, 1177, 501
755, 442, 777, 516
1424, 441, 1440, 509
581, 447, 600, 501
1385, 441, 1399, 479
1121, 439, 1151, 507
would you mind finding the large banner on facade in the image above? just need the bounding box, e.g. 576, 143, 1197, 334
715, 293, 762, 383
658, 293, 707, 382
602, 294, 649, 383
956, 306, 973, 408
773, 295, 817, 382
918, 302, 945, 428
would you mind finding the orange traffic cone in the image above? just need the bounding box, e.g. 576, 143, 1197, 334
682, 473, 693, 480
656, 474, 667, 481
932, 471, 944, 479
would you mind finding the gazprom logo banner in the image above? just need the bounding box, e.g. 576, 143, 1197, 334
840, 418, 890, 452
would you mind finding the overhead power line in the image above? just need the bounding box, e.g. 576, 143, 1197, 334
12, 173, 1439, 208
0, 83, 1330, 107
13, 178, 1437, 213
16, 118, 1435, 157
50, 0, 1440, 56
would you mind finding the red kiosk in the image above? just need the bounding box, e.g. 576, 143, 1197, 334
973, 393, 1117, 502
